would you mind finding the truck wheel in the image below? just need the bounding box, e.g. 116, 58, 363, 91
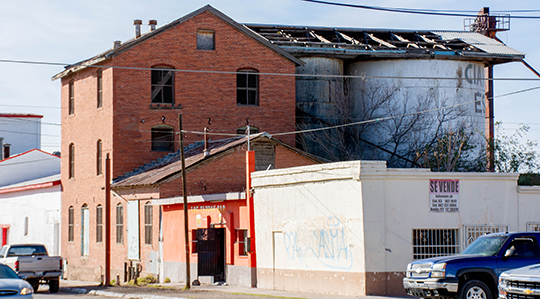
459, 280, 491, 299
49, 279, 59, 293
28, 279, 39, 292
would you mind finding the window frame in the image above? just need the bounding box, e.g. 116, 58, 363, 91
96, 140, 102, 176
81, 204, 89, 256
191, 230, 198, 254
96, 205, 103, 243
196, 29, 215, 50
151, 126, 174, 152
237, 229, 248, 256
236, 69, 259, 106
68, 206, 74, 242
68, 81, 74, 115
116, 203, 124, 244
69, 143, 75, 179
412, 228, 459, 260
97, 70, 103, 108
151, 66, 175, 105
144, 202, 153, 245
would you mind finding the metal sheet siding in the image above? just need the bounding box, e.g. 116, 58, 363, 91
433, 31, 524, 56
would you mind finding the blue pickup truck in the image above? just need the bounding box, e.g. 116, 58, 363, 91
403, 232, 540, 299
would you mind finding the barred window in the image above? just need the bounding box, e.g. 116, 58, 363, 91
237, 229, 248, 256
191, 230, 197, 254
413, 229, 459, 260
68, 206, 74, 242
116, 203, 124, 244
144, 202, 152, 245
96, 205, 103, 243
463, 225, 508, 249
527, 223, 540, 232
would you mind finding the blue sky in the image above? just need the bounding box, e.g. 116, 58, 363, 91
1, 0, 539, 153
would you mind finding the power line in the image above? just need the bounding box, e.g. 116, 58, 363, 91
301, 0, 540, 19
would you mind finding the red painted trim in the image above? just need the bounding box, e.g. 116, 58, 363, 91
0, 114, 43, 118
0, 180, 61, 195
0, 148, 59, 163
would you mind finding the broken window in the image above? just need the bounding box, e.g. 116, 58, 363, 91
151, 126, 174, 151
237, 69, 259, 106
151, 67, 174, 104
197, 30, 215, 50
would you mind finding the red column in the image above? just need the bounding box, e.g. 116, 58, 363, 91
246, 151, 256, 270
1, 228, 7, 246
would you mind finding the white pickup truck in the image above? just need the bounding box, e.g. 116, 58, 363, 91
0, 244, 62, 293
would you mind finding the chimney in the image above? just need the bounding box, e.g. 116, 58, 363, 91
113, 40, 122, 49
133, 19, 142, 38
149, 20, 157, 31
3, 143, 10, 159
203, 127, 210, 157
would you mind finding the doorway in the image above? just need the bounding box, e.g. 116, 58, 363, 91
196, 228, 225, 282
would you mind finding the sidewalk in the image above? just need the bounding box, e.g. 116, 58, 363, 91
58, 279, 409, 299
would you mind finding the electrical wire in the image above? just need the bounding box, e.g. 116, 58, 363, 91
300, 0, 540, 19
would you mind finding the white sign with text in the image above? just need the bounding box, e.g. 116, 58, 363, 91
430, 179, 459, 212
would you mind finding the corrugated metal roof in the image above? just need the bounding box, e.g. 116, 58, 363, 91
433, 31, 524, 57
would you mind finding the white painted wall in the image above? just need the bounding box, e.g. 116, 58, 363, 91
0, 149, 60, 187
0, 184, 61, 256
252, 160, 533, 278
0, 116, 41, 156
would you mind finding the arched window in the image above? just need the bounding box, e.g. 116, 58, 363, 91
69, 143, 75, 179
97, 70, 103, 108
96, 205, 103, 243
96, 140, 102, 175
151, 126, 174, 151
144, 202, 153, 245
151, 66, 174, 104
116, 203, 124, 244
69, 81, 74, 115
68, 206, 74, 242
237, 69, 259, 106
81, 204, 89, 256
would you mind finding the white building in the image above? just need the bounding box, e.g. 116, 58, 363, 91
0, 114, 42, 158
251, 161, 540, 296
0, 149, 61, 255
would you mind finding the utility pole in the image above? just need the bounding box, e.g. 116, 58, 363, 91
178, 114, 191, 289
105, 154, 111, 286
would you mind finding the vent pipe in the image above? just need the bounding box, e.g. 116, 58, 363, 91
149, 20, 157, 31
113, 40, 122, 49
203, 127, 210, 157
133, 19, 142, 38
3, 143, 10, 159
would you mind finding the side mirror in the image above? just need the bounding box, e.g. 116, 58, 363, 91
504, 248, 516, 258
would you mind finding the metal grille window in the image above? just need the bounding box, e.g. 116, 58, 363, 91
527, 223, 540, 231
144, 202, 152, 245
96, 205, 103, 243
68, 206, 74, 242
196, 30, 215, 50
69, 81, 74, 115
237, 69, 259, 106
413, 229, 459, 260
116, 203, 124, 244
151, 67, 174, 104
463, 225, 508, 249
237, 229, 248, 256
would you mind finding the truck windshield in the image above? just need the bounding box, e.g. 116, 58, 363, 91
462, 235, 508, 256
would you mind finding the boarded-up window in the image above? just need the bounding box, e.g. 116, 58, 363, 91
69, 81, 74, 115
116, 203, 124, 244
253, 142, 275, 171
96, 140, 102, 175
197, 30, 215, 50
69, 143, 75, 179
97, 70, 103, 108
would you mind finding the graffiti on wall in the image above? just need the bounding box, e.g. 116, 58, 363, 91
283, 216, 353, 270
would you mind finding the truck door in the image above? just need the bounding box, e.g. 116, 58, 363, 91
498, 236, 540, 275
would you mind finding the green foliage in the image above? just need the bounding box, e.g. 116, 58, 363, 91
518, 173, 540, 186
493, 122, 540, 173
110, 279, 115, 286
136, 275, 157, 285
163, 277, 171, 283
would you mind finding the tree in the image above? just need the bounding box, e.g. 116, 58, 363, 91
492, 122, 540, 173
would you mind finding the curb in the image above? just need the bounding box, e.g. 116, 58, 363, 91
59, 287, 89, 294
88, 290, 189, 299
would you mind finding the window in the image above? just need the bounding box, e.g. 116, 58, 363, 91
68, 206, 74, 242
81, 204, 89, 256
191, 230, 198, 254
97, 70, 103, 108
463, 225, 508, 249
69, 143, 75, 179
412, 229, 459, 260
197, 30, 215, 50
151, 67, 174, 104
144, 202, 152, 245
151, 126, 174, 151
236, 126, 259, 136
116, 203, 124, 244
505, 237, 540, 258
96, 140, 103, 175
96, 205, 103, 243
69, 81, 74, 115
237, 229, 248, 256
237, 69, 259, 106
253, 142, 275, 171
527, 223, 540, 231
24, 217, 28, 236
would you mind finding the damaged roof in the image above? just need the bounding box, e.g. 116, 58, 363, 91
111, 133, 322, 189
245, 24, 524, 63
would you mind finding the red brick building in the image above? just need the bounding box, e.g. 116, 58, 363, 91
53, 5, 303, 283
